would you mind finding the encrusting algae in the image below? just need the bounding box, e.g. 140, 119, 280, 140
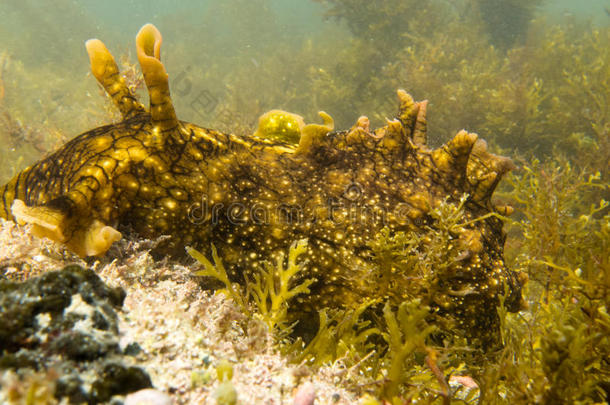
0, 24, 523, 343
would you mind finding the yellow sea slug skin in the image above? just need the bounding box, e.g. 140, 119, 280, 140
0, 24, 522, 343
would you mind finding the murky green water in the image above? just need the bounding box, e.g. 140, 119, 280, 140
0, 0, 610, 180
0, 0, 607, 178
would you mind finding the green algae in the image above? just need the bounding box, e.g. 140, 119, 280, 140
188, 239, 314, 337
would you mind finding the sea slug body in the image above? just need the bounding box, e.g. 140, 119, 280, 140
0, 24, 522, 344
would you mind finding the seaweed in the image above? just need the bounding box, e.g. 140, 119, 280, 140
504, 158, 608, 301
246, 239, 315, 333
0, 370, 58, 405
187, 244, 247, 311
286, 298, 381, 367
470, 156, 610, 404
379, 300, 436, 400
187, 239, 314, 336
186, 159, 609, 402
310, 1, 609, 168
188, 197, 514, 401
473, 0, 544, 50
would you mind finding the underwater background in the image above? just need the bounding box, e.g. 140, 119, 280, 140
0, 0, 609, 404
0, 0, 609, 175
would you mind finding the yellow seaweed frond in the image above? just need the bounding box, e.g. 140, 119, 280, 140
288, 298, 381, 367
381, 299, 436, 400
365, 194, 477, 308
187, 244, 246, 311
188, 239, 314, 337
246, 239, 314, 333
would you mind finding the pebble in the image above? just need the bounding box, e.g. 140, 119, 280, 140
293, 381, 316, 405
124, 389, 173, 405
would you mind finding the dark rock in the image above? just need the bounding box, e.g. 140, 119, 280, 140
0, 265, 124, 353
48, 330, 118, 361
123, 342, 143, 356
0, 265, 150, 404
55, 375, 88, 404
91, 363, 152, 403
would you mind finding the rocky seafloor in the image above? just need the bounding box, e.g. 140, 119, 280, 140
0, 219, 362, 404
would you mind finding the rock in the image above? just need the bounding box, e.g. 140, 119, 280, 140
124, 388, 173, 405
294, 381, 316, 405
0, 265, 151, 404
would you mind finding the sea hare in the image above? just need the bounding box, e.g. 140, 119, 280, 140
0, 24, 522, 342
